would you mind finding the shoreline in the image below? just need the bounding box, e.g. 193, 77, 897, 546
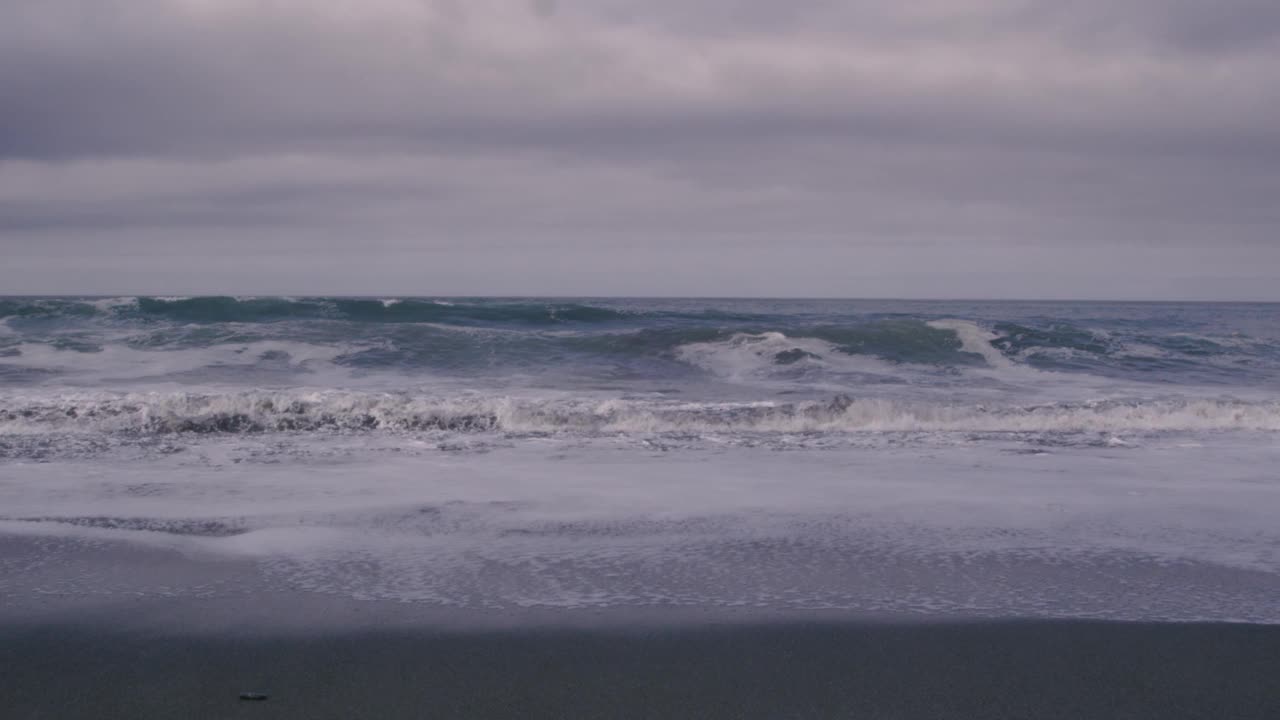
5, 532, 1280, 632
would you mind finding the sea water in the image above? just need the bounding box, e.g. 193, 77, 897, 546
1, 297, 1277, 621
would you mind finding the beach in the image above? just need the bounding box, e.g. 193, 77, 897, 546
3, 533, 1280, 719
3, 297, 1279, 717
4, 610, 1279, 719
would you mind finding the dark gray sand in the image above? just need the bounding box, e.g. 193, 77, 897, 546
2, 619, 1278, 719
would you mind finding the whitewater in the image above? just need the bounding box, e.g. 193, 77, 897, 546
2, 297, 1278, 622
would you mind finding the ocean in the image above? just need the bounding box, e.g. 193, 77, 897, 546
2, 296, 1278, 623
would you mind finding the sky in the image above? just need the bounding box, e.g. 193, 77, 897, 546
2, 0, 1279, 299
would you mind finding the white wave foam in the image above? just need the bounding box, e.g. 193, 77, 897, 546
1, 340, 348, 384
1117, 343, 1170, 360
86, 296, 140, 313
675, 331, 894, 383
2, 390, 1277, 435
927, 319, 1013, 368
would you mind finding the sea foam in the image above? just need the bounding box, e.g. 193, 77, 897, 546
2, 390, 1277, 435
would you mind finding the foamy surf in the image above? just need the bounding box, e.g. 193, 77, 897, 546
2, 389, 1277, 437
3, 440, 1278, 622
674, 331, 896, 382
927, 319, 1014, 368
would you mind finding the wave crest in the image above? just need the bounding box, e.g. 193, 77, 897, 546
3, 391, 1277, 436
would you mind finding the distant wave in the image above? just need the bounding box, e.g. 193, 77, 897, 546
0, 296, 768, 326
3, 390, 1277, 435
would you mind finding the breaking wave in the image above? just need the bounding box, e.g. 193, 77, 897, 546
3, 390, 1278, 436
2, 297, 1276, 380
3, 297, 1278, 396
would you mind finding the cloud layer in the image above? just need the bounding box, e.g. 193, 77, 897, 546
2, 0, 1278, 297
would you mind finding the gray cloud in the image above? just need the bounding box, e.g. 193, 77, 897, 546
1, 0, 1278, 298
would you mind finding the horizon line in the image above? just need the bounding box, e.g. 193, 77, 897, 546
2, 293, 1279, 304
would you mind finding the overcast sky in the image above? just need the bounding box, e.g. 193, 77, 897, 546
2, 0, 1278, 299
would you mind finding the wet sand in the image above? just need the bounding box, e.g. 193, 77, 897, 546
2, 617, 1278, 719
